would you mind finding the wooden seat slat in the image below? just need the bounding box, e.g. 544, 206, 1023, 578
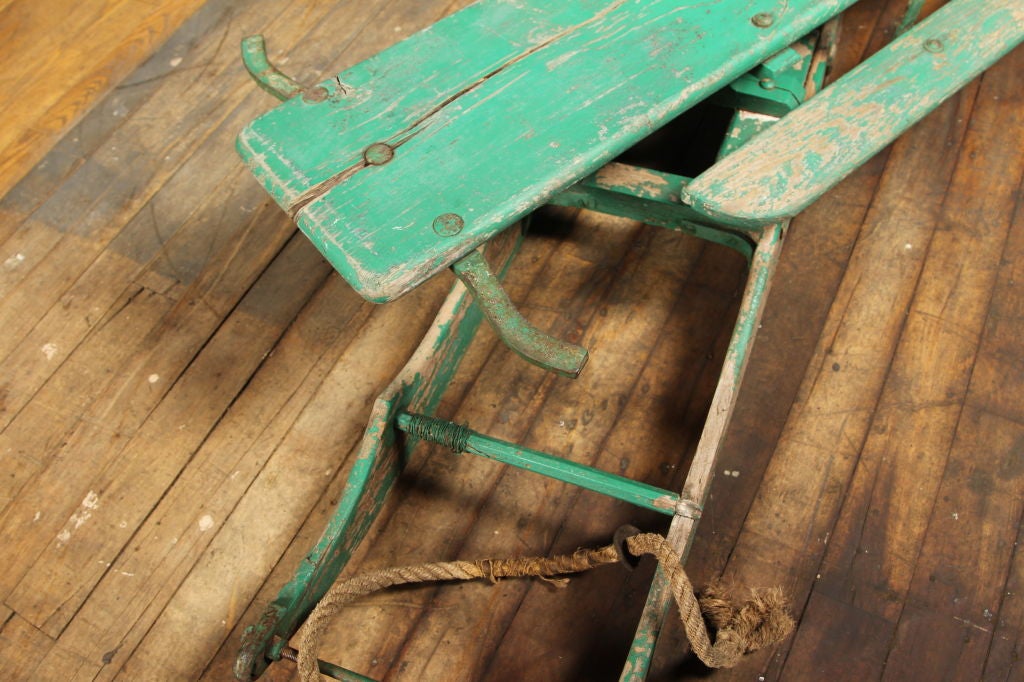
685, 0, 1024, 227
238, 0, 854, 302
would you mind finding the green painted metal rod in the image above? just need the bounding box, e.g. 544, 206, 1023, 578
241, 35, 304, 101
451, 250, 588, 378
549, 163, 757, 260
397, 413, 690, 517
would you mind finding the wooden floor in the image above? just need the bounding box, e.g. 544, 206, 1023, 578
0, 0, 1021, 680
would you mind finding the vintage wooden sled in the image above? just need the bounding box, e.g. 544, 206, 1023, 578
232, 1, 1023, 679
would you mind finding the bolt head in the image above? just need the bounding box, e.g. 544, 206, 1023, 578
364, 142, 394, 166
751, 12, 774, 28
433, 213, 464, 236
923, 38, 944, 53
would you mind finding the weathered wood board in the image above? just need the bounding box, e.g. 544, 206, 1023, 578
685, 0, 1024, 226
238, 0, 857, 302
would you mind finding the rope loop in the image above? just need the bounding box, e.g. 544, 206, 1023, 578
294, 532, 794, 680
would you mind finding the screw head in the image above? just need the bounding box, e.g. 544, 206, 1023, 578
751, 12, 774, 28
923, 38, 944, 53
432, 213, 464, 236
364, 142, 394, 166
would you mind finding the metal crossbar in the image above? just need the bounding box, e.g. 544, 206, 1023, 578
396, 413, 692, 517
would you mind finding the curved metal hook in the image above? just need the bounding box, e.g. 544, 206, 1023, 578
241, 35, 304, 101
452, 250, 588, 378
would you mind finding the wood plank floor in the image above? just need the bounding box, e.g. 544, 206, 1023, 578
0, 1, 1021, 680
0, 0, 206, 201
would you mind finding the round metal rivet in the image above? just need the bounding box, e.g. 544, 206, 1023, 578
924, 38, 944, 53
751, 12, 774, 28
302, 86, 329, 103
758, 77, 776, 90
364, 142, 394, 166
432, 213, 464, 236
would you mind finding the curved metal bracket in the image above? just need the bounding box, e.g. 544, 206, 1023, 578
241, 35, 304, 101
451, 250, 588, 378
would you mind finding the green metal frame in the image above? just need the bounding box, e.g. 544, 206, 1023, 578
548, 165, 758, 261
396, 412, 687, 516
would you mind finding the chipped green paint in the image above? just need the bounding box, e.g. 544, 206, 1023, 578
620, 57, 806, 680
621, 221, 786, 681
619, 22, 836, 670
685, 0, 1024, 228
896, 0, 927, 36
726, 225, 783, 382
712, 33, 820, 117
237, 0, 857, 303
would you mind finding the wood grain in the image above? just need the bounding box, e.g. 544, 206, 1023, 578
685, 0, 1024, 227
783, 38, 1024, 681
239, 0, 857, 302
0, 0, 207, 200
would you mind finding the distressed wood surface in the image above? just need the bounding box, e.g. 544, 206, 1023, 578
239, 0, 856, 302
685, 0, 1024, 227
0, 1, 1022, 681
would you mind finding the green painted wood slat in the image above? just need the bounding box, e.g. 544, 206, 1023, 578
237, 0, 856, 302
684, 0, 1024, 228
